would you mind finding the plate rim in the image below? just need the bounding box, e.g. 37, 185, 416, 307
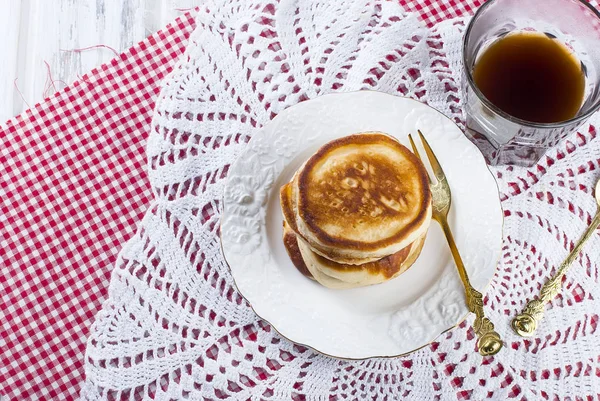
220, 90, 504, 360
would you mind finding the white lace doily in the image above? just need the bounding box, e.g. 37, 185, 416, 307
80, 1, 600, 399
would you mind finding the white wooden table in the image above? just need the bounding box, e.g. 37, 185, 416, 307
0, 0, 198, 123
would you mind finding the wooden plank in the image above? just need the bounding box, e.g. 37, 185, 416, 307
0, 1, 22, 121
0, 0, 197, 123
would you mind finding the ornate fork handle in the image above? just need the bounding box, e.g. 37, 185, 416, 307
512, 211, 600, 337
466, 283, 503, 355
410, 131, 502, 356
440, 220, 503, 356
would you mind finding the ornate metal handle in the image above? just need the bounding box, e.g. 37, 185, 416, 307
440, 220, 503, 356
466, 285, 503, 356
512, 210, 600, 337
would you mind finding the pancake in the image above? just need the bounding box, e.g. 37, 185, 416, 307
297, 233, 426, 286
282, 220, 425, 289
282, 220, 313, 279
282, 180, 380, 264
291, 132, 432, 263
283, 221, 357, 289
280, 180, 299, 233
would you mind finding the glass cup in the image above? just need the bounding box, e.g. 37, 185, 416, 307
463, 0, 600, 166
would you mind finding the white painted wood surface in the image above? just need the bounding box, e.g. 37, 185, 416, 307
0, 0, 198, 123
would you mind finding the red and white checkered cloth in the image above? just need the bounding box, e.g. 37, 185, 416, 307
0, 3, 478, 400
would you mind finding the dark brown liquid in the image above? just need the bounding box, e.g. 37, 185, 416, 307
473, 32, 585, 123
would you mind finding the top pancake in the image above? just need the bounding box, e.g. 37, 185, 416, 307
292, 132, 431, 261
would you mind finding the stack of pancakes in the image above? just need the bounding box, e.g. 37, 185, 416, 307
281, 132, 432, 289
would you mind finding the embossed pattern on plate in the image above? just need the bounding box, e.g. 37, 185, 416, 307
221, 91, 503, 359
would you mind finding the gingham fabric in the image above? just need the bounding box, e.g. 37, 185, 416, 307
5, 1, 562, 400
0, 13, 197, 401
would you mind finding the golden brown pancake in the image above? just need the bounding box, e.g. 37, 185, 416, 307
282, 220, 313, 279
282, 220, 425, 289
282, 180, 379, 264
280, 181, 298, 233
291, 132, 432, 263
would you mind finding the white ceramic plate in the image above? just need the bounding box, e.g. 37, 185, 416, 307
221, 91, 502, 359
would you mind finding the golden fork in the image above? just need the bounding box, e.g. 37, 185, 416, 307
512, 178, 600, 337
409, 130, 503, 356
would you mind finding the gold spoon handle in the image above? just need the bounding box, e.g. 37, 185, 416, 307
440, 220, 503, 356
512, 210, 600, 337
